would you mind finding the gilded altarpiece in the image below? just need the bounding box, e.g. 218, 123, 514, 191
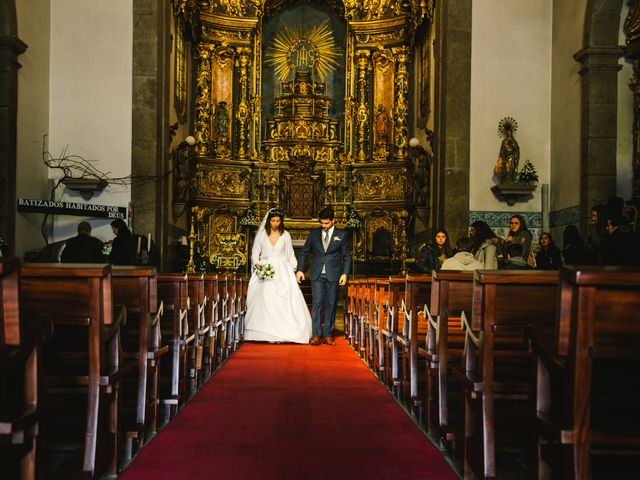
178, 0, 433, 272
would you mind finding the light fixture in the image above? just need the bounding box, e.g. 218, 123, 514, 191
178, 135, 196, 150
409, 137, 420, 148
61, 177, 108, 200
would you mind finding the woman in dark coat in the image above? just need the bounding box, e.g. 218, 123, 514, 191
109, 219, 135, 265
531, 232, 562, 270
415, 229, 452, 273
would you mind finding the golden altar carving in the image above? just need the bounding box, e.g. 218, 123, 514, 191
172, 1, 433, 273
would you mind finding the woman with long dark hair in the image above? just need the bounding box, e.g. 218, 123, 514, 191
531, 232, 562, 270
469, 220, 498, 269
244, 208, 311, 343
503, 214, 532, 260
109, 219, 135, 265
415, 229, 452, 273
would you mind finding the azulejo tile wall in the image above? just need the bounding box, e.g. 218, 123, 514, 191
469, 211, 543, 242
469, 206, 580, 246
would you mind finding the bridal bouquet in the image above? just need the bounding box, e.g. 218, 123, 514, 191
256, 263, 275, 281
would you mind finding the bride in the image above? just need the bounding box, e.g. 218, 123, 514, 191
244, 208, 312, 343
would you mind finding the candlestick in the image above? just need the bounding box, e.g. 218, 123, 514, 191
147, 233, 151, 250
137, 236, 141, 256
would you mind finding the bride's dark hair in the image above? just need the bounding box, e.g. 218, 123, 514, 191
265, 209, 285, 234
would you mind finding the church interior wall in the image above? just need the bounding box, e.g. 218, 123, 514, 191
548, 0, 585, 241
46, 0, 133, 249
15, 0, 52, 256
468, 0, 552, 241
617, 2, 634, 202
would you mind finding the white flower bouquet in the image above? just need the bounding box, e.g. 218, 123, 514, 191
256, 263, 275, 281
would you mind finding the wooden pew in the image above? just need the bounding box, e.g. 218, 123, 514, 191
187, 273, 207, 389
111, 266, 167, 462
401, 274, 431, 415
0, 257, 56, 480
344, 281, 356, 345
20, 263, 128, 479
234, 276, 246, 347
372, 278, 389, 381
525, 266, 640, 479
156, 274, 190, 420
381, 276, 406, 393
421, 269, 474, 442
363, 278, 377, 366
453, 269, 559, 480
203, 274, 220, 374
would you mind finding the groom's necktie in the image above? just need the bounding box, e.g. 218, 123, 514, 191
323, 230, 330, 252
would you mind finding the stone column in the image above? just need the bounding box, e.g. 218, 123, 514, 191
433, 0, 471, 242
574, 46, 624, 228
0, 0, 27, 253
132, 0, 170, 267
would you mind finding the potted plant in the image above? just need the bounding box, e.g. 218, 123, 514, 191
517, 160, 539, 185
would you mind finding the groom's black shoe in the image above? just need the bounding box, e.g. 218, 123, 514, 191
323, 336, 336, 346
310, 336, 322, 346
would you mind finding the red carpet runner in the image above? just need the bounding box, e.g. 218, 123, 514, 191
120, 337, 458, 479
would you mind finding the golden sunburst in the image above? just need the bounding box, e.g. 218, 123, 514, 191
266, 20, 340, 81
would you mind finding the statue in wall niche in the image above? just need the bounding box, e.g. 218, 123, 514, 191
215, 101, 230, 142
375, 104, 391, 145
494, 116, 520, 183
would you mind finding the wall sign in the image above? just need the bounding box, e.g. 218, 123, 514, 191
17, 198, 127, 219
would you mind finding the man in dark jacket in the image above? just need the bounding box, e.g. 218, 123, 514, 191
61, 221, 105, 263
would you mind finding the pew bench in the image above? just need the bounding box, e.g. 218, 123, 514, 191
20, 263, 130, 479
525, 266, 640, 479
452, 269, 559, 480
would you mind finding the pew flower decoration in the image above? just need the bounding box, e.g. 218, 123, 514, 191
256, 263, 276, 281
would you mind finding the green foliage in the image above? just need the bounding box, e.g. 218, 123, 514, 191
517, 160, 539, 183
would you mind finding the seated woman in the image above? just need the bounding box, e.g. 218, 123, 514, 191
503, 214, 532, 260
469, 220, 498, 269
415, 229, 452, 273
530, 232, 562, 270
109, 219, 135, 266
501, 243, 531, 270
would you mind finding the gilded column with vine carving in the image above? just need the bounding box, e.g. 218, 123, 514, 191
393, 46, 410, 160
194, 45, 213, 156
356, 50, 370, 162
236, 47, 251, 160
252, 29, 262, 158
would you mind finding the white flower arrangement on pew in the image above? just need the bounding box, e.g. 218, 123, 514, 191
256, 263, 276, 281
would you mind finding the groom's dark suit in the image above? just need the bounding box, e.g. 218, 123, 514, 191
298, 226, 351, 339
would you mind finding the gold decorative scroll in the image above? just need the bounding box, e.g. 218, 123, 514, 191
201, 0, 265, 18
192, 164, 251, 199
344, 0, 404, 21
355, 171, 404, 200
625, 0, 640, 46
236, 46, 251, 160
355, 50, 371, 162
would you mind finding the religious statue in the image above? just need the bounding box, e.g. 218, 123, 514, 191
494, 117, 520, 183
374, 104, 391, 144
215, 101, 230, 141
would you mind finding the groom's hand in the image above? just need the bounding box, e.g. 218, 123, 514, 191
296, 271, 305, 283
339, 274, 347, 286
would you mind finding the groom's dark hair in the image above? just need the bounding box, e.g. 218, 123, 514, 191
318, 206, 334, 221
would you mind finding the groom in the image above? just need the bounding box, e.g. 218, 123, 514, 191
296, 206, 351, 346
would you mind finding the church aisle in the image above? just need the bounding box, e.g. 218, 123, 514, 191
119, 337, 458, 479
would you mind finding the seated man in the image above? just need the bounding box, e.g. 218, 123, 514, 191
61, 221, 105, 263
441, 236, 484, 271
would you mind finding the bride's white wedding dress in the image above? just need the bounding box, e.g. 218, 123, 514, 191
244, 229, 311, 343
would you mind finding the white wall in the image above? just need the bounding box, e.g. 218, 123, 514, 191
550, 0, 585, 212
618, 2, 634, 200
15, 0, 52, 255
470, 0, 552, 213
48, 0, 133, 244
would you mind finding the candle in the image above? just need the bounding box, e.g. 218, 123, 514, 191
147, 233, 151, 250
137, 236, 141, 256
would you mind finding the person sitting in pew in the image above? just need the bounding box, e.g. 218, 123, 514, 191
500, 242, 532, 270
441, 237, 484, 270
61, 221, 105, 263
